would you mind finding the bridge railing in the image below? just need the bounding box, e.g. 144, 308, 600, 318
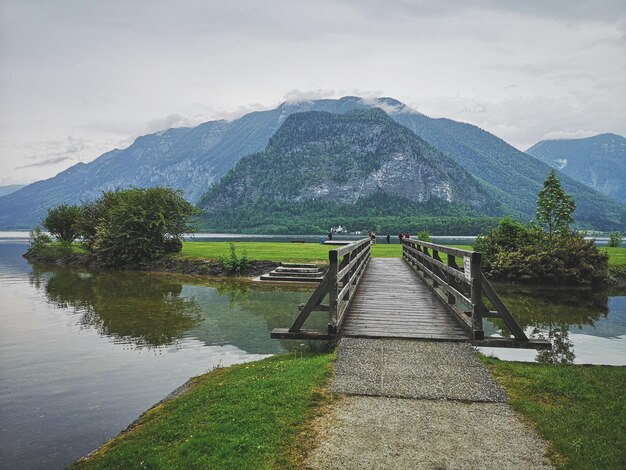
271, 238, 371, 339
402, 238, 530, 344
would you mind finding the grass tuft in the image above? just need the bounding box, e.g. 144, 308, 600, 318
480, 356, 626, 470
72, 352, 335, 469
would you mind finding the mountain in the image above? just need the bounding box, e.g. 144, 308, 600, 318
1, 96, 625, 230
0, 99, 382, 229
526, 134, 626, 205
0, 185, 25, 198
199, 109, 500, 232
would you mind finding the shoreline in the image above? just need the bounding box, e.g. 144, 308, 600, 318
22, 245, 298, 278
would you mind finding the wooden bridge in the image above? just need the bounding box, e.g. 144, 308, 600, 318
271, 238, 550, 349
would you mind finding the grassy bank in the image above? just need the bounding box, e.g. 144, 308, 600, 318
72, 353, 334, 469
603, 246, 626, 266
180, 241, 403, 261
181, 241, 626, 265
481, 356, 626, 470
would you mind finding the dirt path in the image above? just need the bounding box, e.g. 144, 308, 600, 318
306, 338, 553, 469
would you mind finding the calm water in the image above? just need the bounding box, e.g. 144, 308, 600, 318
0, 241, 323, 469
1, 239, 625, 468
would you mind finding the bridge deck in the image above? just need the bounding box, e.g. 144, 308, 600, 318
341, 258, 469, 340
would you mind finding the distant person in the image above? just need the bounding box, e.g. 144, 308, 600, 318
386, 234, 390, 244
328, 231, 333, 241
405, 232, 410, 240
369, 231, 376, 245
398, 233, 403, 243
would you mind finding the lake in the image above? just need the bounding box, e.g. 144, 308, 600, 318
0, 238, 624, 468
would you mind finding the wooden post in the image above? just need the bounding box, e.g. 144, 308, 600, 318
342, 251, 351, 301
432, 249, 441, 288
469, 252, 484, 340
328, 250, 338, 335
447, 255, 458, 305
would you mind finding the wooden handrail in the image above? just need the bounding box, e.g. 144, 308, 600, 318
402, 238, 528, 342
286, 238, 371, 337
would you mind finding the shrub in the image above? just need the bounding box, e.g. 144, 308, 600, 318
476, 220, 608, 285
43, 204, 83, 244
417, 229, 431, 242
607, 231, 623, 248
85, 188, 198, 267
29, 227, 52, 249
219, 242, 249, 273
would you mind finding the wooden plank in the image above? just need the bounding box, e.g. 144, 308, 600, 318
288, 275, 329, 332
470, 252, 484, 340
271, 328, 333, 340
481, 273, 528, 341
340, 258, 469, 341
471, 337, 550, 350
334, 238, 370, 257
336, 256, 370, 328
404, 244, 468, 284
404, 239, 475, 259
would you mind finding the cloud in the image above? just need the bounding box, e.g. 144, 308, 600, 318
15, 155, 73, 169
359, 97, 417, 115
10, 135, 91, 171
282, 89, 338, 103
145, 113, 204, 133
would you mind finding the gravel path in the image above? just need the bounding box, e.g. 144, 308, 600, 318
306, 338, 553, 469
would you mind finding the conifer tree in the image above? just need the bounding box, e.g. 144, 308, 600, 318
536, 170, 575, 242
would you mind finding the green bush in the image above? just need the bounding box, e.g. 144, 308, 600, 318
37, 188, 198, 268
416, 229, 431, 242
85, 188, 198, 267
475, 220, 608, 285
43, 204, 83, 244
219, 242, 249, 273
29, 227, 52, 249
607, 231, 623, 248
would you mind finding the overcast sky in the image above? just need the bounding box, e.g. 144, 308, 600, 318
1, 0, 625, 186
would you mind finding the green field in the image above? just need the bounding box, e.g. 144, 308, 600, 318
602, 247, 626, 266
482, 357, 626, 470
72, 353, 334, 469
181, 241, 625, 266
180, 241, 403, 262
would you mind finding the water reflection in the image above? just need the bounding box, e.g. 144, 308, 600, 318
487, 284, 626, 364
29, 265, 202, 348
534, 325, 576, 364
26, 263, 323, 354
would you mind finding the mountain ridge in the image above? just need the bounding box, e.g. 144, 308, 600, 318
1, 96, 625, 231
527, 133, 626, 205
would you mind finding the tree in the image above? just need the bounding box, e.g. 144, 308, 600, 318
81, 187, 199, 267
607, 231, 623, 248
43, 204, 83, 243
536, 170, 575, 242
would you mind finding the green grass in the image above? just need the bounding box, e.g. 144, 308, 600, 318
481, 356, 626, 470
180, 242, 626, 267
180, 241, 403, 262
602, 247, 626, 266
72, 353, 335, 469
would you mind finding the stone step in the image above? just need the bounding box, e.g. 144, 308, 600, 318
260, 274, 324, 283
280, 262, 319, 268
274, 267, 324, 274
268, 270, 322, 278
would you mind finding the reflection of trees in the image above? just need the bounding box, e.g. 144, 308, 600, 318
534, 324, 576, 364
486, 284, 611, 365
215, 281, 252, 308
29, 265, 201, 348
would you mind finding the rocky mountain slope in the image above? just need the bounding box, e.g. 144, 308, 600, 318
0, 185, 25, 198
1, 96, 625, 230
527, 133, 626, 205
199, 109, 498, 231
